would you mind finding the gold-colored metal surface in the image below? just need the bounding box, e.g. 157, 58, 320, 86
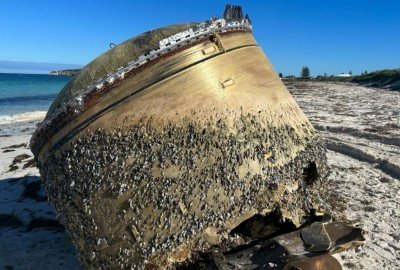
39, 32, 262, 158
38, 32, 307, 161
34, 29, 329, 269
47, 23, 198, 116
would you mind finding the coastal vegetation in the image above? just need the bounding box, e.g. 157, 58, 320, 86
349, 68, 400, 90
300, 66, 310, 78
284, 68, 400, 91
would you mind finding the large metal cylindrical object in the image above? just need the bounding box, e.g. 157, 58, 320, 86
32, 28, 328, 269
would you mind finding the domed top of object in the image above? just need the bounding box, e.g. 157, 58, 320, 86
46, 23, 197, 119
31, 14, 253, 157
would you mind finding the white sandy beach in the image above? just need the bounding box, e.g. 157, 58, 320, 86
0, 82, 399, 269
287, 81, 400, 269
0, 112, 79, 269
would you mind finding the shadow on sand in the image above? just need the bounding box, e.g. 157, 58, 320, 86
0, 175, 80, 269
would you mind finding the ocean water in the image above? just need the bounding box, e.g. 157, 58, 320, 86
0, 73, 70, 117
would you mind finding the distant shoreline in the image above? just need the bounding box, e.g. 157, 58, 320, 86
0, 71, 71, 76
0, 60, 82, 75
49, 69, 80, 76
282, 68, 400, 91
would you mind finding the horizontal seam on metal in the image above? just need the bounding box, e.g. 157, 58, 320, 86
44, 44, 259, 156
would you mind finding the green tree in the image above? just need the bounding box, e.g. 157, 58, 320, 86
278, 72, 283, 78
301, 66, 310, 78
349, 70, 353, 75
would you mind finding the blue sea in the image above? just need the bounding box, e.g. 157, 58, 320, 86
0, 73, 70, 118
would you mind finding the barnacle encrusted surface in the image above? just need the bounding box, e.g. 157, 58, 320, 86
38, 111, 328, 269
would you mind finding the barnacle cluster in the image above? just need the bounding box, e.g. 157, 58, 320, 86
38, 111, 328, 269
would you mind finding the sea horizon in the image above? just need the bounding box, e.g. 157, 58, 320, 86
0, 60, 82, 75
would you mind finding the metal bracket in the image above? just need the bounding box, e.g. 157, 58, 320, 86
211, 32, 226, 53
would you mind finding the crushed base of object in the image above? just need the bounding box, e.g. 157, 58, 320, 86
177, 214, 364, 269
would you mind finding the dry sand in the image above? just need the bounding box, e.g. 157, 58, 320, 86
0, 82, 398, 269
287, 81, 400, 270
0, 113, 79, 269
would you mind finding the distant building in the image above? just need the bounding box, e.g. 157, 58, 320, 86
336, 73, 352, 77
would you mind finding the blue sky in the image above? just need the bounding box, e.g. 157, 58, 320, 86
0, 0, 399, 76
